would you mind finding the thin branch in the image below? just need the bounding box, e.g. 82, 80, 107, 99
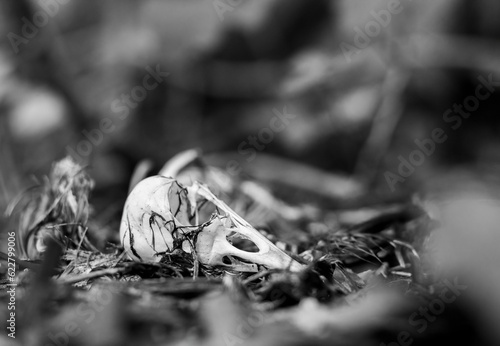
57, 267, 128, 285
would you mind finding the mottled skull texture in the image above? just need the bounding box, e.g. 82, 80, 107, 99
120, 176, 196, 262
120, 176, 304, 272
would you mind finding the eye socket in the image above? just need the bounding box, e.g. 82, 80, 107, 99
226, 231, 259, 253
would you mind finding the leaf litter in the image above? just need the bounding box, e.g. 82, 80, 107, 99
0, 152, 454, 346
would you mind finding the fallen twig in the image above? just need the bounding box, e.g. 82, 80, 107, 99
57, 267, 128, 285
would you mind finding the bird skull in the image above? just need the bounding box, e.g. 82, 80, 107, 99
120, 176, 304, 272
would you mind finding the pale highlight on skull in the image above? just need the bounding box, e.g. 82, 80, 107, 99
120, 176, 304, 272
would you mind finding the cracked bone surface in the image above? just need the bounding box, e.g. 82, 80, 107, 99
120, 176, 304, 272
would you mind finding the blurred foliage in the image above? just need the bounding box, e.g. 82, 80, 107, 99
2, 0, 500, 344
1, 0, 500, 205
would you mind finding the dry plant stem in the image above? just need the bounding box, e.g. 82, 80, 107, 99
353, 68, 409, 186
282, 35, 500, 102
16, 169, 88, 258
58, 267, 128, 285
128, 159, 154, 193
158, 149, 201, 178
207, 153, 364, 201
240, 181, 307, 221
406, 34, 500, 74
242, 269, 279, 285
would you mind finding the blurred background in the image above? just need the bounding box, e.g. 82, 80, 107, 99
2, 0, 500, 213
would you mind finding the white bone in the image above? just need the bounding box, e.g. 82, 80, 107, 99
190, 182, 304, 272
120, 176, 304, 272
